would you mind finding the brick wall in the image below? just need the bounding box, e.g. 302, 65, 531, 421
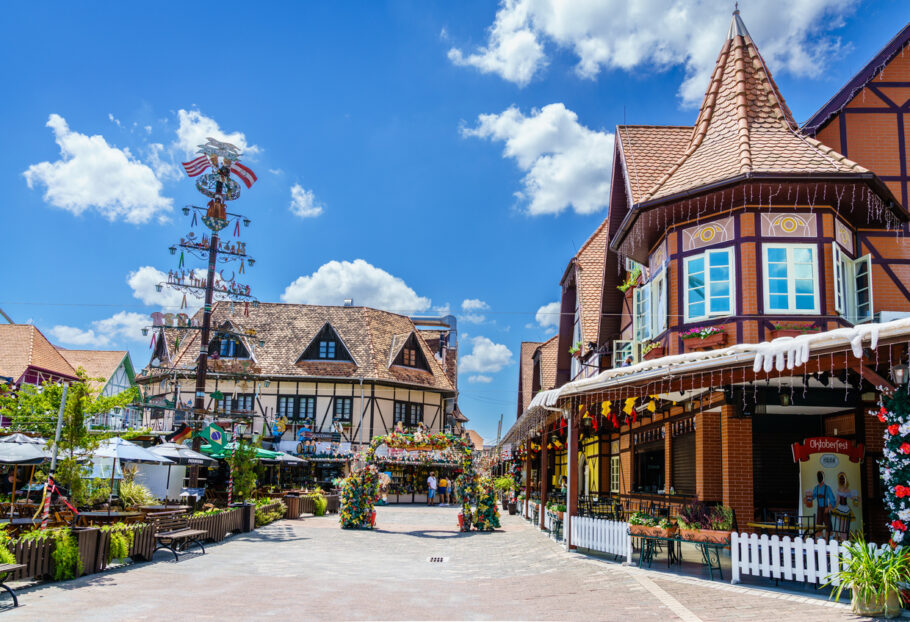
721, 404, 755, 525
696, 410, 723, 501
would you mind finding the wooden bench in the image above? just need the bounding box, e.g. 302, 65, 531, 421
0, 563, 25, 607
151, 514, 207, 562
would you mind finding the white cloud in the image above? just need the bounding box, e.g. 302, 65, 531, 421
460, 336, 513, 374
461, 314, 486, 324
468, 374, 493, 383
23, 114, 173, 224
462, 299, 490, 311
108, 113, 121, 127
448, 0, 545, 86
281, 259, 432, 313
535, 301, 561, 328
146, 143, 181, 182
449, 0, 858, 106
289, 183, 324, 218
434, 303, 452, 316
268, 168, 284, 176
50, 311, 148, 347
127, 266, 186, 309
464, 103, 613, 216
173, 109, 260, 159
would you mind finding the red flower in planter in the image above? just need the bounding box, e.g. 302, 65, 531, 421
879, 406, 889, 423
902, 443, 910, 455
892, 520, 907, 532
889, 424, 901, 435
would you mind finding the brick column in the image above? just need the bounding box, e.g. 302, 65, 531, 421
540, 434, 549, 530
696, 410, 722, 501
567, 418, 579, 549
524, 441, 531, 517
721, 404, 754, 527
664, 423, 672, 494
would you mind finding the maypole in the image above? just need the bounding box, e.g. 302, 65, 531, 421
155, 138, 260, 488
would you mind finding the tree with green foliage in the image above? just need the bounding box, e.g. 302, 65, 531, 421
230, 439, 261, 501
0, 369, 139, 505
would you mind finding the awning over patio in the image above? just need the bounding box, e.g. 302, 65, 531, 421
503, 316, 910, 445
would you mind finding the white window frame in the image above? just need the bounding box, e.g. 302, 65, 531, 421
633, 263, 669, 343
684, 248, 734, 322
610, 455, 620, 494
762, 243, 820, 314
833, 245, 873, 324
633, 281, 652, 342
613, 340, 635, 368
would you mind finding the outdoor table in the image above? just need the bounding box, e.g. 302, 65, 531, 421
77, 511, 141, 526
630, 530, 727, 580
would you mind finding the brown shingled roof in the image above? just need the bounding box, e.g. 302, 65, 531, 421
57, 349, 128, 392
640, 11, 867, 205
617, 126, 692, 204
518, 341, 543, 415
0, 325, 77, 383
158, 302, 455, 394
574, 219, 608, 346
536, 335, 559, 391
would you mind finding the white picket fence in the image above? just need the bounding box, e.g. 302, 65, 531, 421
570, 517, 633, 563
731, 532, 891, 585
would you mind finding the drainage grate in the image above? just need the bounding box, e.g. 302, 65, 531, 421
427, 556, 448, 563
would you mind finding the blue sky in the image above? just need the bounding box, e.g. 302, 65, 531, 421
2, 1, 908, 442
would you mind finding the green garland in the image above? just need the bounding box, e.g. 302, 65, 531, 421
879, 389, 910, 543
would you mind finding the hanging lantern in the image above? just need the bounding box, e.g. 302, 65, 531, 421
243, 217, 251, 227
169, 245, 177, 255
141, 327, 148, 336
182, 206, 190, 216
155, 284, 163, 292
248, 258, 255, 267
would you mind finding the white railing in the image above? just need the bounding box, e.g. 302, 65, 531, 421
544, 510, 553, 532
730, 532, 890, 585
570, 516, 633, 563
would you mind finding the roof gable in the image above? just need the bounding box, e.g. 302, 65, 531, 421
57, 349, 130, 393
390, 332, 430, 371
0, 325, 77, 383
617, 125, 693, 204
803, 22, 910, 135
298, 323, 355, 363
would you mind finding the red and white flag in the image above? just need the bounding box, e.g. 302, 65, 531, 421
230, 162, 258, 188
182, 155, 211, 177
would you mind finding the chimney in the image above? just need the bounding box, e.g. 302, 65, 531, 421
343, 299, 354, 307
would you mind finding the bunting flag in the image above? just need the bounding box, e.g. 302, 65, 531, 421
181, 294, 187, 309
165, 423, 193, 444
182, 155, 211, 177
233, 219, 241, 236
191, 211, 198, 227
238, 260, 245, 274
623, 397, 637, 415
149, 332, 157, 350
601, 400, 612, 416
178, 251, 185, 268
244, 301, 250, 316
230, 162, 257, 188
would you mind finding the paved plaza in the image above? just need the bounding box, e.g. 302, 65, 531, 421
6, 506, 866, 621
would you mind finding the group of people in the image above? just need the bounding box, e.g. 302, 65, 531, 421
425, 471, 453, 505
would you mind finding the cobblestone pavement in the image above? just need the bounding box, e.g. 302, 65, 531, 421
4, 506, 868, 621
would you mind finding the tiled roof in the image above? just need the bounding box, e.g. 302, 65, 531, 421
640, 11, 867, 205
617, 126, 693, 204
537, 335, 559, 391
419, 330, 458, 388
518, 341, 543, 415
156, 302, 456, 393
575, 219, 609, 346
57, 349, 128, 392
0, 325, 77, 383
465, 429, 484, 451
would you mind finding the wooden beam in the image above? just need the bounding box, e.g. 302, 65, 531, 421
849, 360, 895, 392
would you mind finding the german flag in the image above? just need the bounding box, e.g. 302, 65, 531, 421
165, 423, 192, 444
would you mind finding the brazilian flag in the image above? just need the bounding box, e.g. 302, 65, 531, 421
197, 423, 227, 449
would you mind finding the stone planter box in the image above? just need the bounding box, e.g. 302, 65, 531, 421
678, 528, 731, 544
682, 332, 726, 352
414, 493, 427, 504
630, 524, 677, 538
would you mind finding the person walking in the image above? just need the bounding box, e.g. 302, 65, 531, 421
438, 475, 448, 505
427, 471, 437, 506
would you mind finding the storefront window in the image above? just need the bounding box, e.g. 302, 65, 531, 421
634, 441, 665, 493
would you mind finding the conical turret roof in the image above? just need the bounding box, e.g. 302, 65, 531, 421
640, 9, 866, 204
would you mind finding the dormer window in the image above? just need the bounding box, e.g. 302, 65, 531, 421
392, 334, 429, 370
211, 337, 249, 359
300, 324, 353, 362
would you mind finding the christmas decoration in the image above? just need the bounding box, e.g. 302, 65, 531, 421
878, 387, 910, 544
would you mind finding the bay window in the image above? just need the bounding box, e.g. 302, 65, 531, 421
763, 244, 819, 313
684, 248, 733, 321
833, 245, 873, 323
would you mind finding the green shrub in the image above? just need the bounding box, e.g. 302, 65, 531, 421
0, 527, 16, 566
313, 494, 327, 517
101, 522, 136, 563
118, 480, 156, 507
254, 499, 287, 527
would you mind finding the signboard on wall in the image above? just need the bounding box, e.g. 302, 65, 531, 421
792, 437, 864, 539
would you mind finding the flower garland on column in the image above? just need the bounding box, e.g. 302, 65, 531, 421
877, 387, 910, 543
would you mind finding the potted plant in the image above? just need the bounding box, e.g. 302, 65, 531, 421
826, 535, 910, 618
628, 512, 677, 538
676, 503, 734, 544
681, 326, 727, 352
555, 503, 566, 521
641, 341, 664, 361
617, 265, 641, 293
568, 341, 584, 359
493, 476, 514, 510
768, 321, 820, 340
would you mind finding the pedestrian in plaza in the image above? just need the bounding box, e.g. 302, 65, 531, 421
427, 471, 437, 505
438, 475, 448, 505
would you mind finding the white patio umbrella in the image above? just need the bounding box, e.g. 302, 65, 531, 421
0, 434, 51, 515
149, 442, 217, 492
92, 438, 173, 513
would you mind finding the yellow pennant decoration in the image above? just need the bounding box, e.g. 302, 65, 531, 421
646, 400, 657, 413
601, 400, 612, 415
623, 397, 637, 415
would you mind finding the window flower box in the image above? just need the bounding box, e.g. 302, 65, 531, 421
678, 528, 731, 544
642, 344, 664, 360
681, 327, 727, 352
768, 323, 820, 340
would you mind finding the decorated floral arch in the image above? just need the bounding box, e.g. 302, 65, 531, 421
340, 430, 499, 531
